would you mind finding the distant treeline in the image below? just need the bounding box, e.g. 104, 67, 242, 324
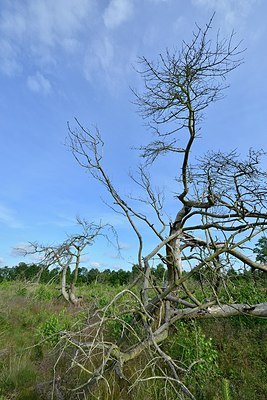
0, 262, 265, 287
0, 262, 166, 286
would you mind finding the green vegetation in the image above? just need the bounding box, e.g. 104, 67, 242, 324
0, 262, 141, 286
254, 236, 267, 263
0, 276, 266, 399
0, 262, 166, 290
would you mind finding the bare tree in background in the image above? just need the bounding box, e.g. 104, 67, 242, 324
57, 17, 267, 399
21, 218, 106, 305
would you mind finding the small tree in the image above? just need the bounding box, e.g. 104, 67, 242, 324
20, 218, 107, 305
254, 236, 267, 263
59, 16, 267, 399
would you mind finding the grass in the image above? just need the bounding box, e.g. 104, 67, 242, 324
0, 282, 66, 398
0, 281, 266, 399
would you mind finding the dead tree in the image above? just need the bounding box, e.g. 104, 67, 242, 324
22, 218, 105, 305
62, 17, 267, 399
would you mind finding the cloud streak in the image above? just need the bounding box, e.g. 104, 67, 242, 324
84, 35, 115, 82
0, 0, 92, 48
192, 0, 261, 30
27, 72, 52, 94
11, 242, 35, 257
0, 0, 136, 90
103, 0, 134, 29
0, 38, 21, 76
0, 204, 24, 229
0, 0, 93, 81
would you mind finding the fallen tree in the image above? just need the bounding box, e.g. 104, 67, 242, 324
48, 16, 266, 400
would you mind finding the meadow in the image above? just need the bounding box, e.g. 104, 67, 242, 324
0, 276, 266, 400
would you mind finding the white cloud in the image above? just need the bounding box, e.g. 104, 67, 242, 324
119, 242, 131, 250
80, 255, 90, 263
11, 243, 43, 264
90, 261, 101, 268
11, 242, 35, 257
0, 0, 93, 73
27, 0, 92, 48
1, 0, 93, 48
27, 72, 52, 94
0, 204, 23, 229
0, 0, 135, 87
0, 39, 21, 76
83, 32, 136, 90
103, 0, 133, 29
84, 35, 115, 81
192, 0, 261, 29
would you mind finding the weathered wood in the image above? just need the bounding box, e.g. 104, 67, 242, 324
172, 302, 267, 319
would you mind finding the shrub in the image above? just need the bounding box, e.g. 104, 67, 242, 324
32, 284, 55, 301
36, 311, 72, 346
106, 313, 134, 339
165, 321, 220, 385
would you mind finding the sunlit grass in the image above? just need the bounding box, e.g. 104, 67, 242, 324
0, 281, 266, 399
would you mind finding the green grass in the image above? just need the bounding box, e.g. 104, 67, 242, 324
0, 281, 266, 399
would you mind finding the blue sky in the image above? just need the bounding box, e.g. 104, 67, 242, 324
0, 0, 266, 270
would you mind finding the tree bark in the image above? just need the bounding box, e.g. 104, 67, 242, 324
172, 302, 267, 319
